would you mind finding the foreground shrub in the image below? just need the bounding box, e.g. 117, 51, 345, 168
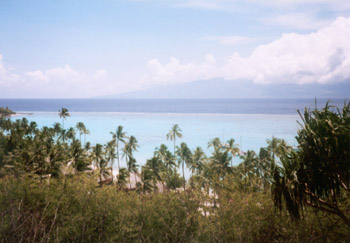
0, 176, 349, 242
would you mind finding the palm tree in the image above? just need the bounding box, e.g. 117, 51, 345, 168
128, 136, 139, 153
145, 156, 162, 189
116, 168, 129, 190
208, 137, 221, 151
191, 147, 206, 176
98, 158, 111, 185
91, 144, 111, 185
226, 138, 240, 167
258, 147, 273, 191
70, 140, 89, 172
123, 136, 139, 189
105, 140, 116, 176
92, 143, 104, 171
210, 148, 232, 180
85, 141, 91, 151
128, 157, 138, 189
59, 129, 67, 143
199, 162, 214, 206
155, 144, 170, 164
28, 121, 38, 138
53, 122, 62, 141
278, 139, 292, 155
76, 122, 86, 143
58, 108, 70, 129
166, 124, 182, 157
176, 142, 192, 191
157, 144, 176, 170
240, 150, 258, 187
267, 136, 281, 162
83, 127, 90, 146
155, 144, 176, 190
110, 126, 127, 172
138, 167, 154, 194
66, 127, 76, 141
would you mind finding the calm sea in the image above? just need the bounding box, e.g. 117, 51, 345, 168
0, 98, 346, 114
1, 98, 347, 175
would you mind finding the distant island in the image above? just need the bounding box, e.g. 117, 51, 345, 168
0, 107, 16, 117
105, 78, 350, 99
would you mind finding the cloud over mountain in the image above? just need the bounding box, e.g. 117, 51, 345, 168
143, 17, 350, 87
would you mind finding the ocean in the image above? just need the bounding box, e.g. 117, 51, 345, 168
1, 98, 347, 174
0, 98, 346, 114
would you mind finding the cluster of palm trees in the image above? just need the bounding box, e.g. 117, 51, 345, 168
0, 116, 89, 178
233, 137, 292, 192
139, 125, 291, 197
106, 125, 139, 189
0, 108, 292, 198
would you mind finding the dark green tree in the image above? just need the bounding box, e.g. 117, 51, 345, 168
272, 102, 350, 228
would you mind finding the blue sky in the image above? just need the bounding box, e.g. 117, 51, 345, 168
0, 0, 350, 98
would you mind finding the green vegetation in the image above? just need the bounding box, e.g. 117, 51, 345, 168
272, 102, 350, 227
0, 103, 349, 242
0, 106, 15, 117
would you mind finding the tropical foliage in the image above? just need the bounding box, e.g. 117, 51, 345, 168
272, 101, 350, 227
0, 103, 349, 241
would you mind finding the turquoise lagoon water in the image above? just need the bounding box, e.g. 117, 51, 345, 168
12, 111, 300, 169
5, 98, 345, 176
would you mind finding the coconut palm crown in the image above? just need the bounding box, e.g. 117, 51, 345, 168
58, 108, 70, 129
166, 124, 183, 158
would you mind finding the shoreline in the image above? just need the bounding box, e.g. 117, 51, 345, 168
0, 112, 33, 118
10, 112, 33, 117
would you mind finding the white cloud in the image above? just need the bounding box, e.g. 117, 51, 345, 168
204, 35, 255, 45
0, 58, 113, 98
24, 71, 50, 86
93, 69, 108, 80
142, 54, 220, 86
144, 17, 350, 86
45, 65, 84, 83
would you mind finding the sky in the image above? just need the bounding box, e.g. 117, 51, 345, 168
0, 0, 350, 98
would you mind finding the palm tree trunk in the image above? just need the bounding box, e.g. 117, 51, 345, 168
134, 172, 137, 188
214, 191, 216, 208
127, 158, 131, 190
182, 161, 185, 191
117, 142, 120, 173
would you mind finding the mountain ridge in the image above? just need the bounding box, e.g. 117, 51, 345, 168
105, 78, 350, 99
